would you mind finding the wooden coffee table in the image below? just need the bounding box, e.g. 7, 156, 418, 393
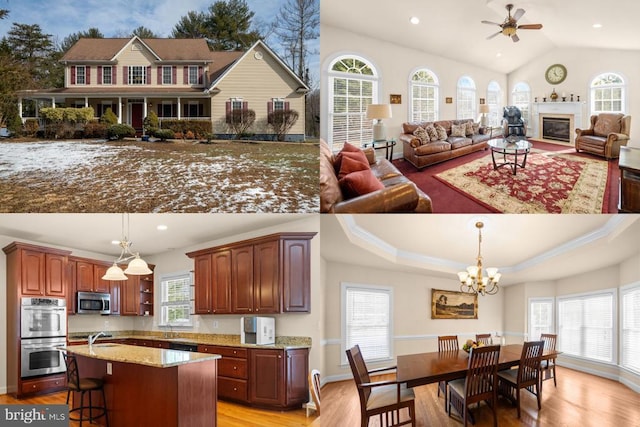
488, 137, 532, 175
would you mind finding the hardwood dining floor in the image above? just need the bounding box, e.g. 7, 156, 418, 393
322, 366, 640, 427
0, 391, 319, 427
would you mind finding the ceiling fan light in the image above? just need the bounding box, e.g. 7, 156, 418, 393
125, 255, 152, 275
102, 263, 128, 281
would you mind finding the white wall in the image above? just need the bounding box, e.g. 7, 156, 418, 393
320, 24, 508, 155
323, 261, 504, 382
508, 46, 640, 146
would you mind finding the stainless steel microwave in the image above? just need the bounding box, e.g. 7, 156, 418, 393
77, 292, 111, 315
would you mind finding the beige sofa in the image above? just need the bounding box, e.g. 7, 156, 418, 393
400, 119, 490, 169
320, 139, 432, 213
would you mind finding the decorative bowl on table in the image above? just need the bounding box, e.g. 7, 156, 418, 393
462, 339, 485, 353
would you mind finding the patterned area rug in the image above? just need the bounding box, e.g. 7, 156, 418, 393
434, 150, 609, 213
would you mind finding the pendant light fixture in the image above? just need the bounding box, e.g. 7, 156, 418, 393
457, 221, 501, 296
102, 214, 152, 281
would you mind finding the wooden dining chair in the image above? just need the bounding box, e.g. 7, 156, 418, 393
305, 369, 321, 417
540, 334, 557, 387
476, 333, 492, 345
346, 345, 416, 427
448, 345, 501, 427
437, 335, 459, 409
497, 340, 544, 418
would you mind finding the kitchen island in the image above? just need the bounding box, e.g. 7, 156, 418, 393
65, 344, 220, 427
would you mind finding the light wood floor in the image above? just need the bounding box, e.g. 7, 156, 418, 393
0, 391, 320, 427
322, 367, 640, 427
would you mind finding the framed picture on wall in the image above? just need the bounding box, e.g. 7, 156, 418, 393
431, 289, 478, 319
479, 98, 486, 105
390, 94, 402, 104
445, 97, 453, 104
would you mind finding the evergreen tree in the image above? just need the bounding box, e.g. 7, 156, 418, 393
59, 28, 104, 53
132, 26, 158, 39
4, 23, 60, 88
206, 0, 261, 50
172, 11, 208, 39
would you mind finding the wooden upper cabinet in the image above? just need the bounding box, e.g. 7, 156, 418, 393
282, 238, 312, 312
253, 240, 279, 313
75, 260, 95, 292
212, 250, 232, 314
21, 249, 46, 296
110, 280, 120, 315
120, 275, 140, 316
231, 245, 254, 313
45, 253, 67, 298
93, 264, 111, 293
193, 254, 212, 314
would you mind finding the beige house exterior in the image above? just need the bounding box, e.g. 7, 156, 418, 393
18, 37, 309, 141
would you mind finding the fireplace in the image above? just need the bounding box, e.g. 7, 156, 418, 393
542, 117, 571, 142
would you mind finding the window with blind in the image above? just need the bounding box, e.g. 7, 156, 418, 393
512, 82, 531, 128
558, 290, 615, 363
342, 283, 392, 363
160, 272, 193, 327
456, 76, 476, 120
622, 283, 640, 373
410, 69, 439, 122
529, 298, 554, 340
328, 55, 377, 151
486, 81, 502, 127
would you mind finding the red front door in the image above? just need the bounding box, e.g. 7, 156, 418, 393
131, 103, 143, 134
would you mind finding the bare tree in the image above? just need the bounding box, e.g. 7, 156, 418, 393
273, 0, 319, 83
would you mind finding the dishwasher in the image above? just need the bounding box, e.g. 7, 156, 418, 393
168, 342, 198, 352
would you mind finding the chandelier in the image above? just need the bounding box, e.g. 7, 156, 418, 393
457, 221, 501, 296
102, 214, 152, 281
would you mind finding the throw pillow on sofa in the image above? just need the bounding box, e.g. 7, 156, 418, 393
413, 126, 430, 145
465, 121, 474, 136
339, 169, 384, 198
337, 150, 371, 179
451, 123, 467, 137
435, 124, 448, 140
334, 141, 365, 173
425, 124, 439, 141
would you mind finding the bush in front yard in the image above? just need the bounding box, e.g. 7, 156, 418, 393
143, 111, 159, 135
154, 129, 175, 141
227, 109, 256, 139
23, 119, 39, 137
159, 120, 212, 138
100, 108, 118, 125
268, 110, 299, 141
83, 121, 108, 138
107, 124, 136, 140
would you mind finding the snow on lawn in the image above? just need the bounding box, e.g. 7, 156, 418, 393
0, 140, 319, 213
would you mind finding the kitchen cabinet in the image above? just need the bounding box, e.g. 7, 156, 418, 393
20, 249, 45, 296
73, 258, 110, 293
93, 263, 111, 293
186, 232, 316, 315
198, 345, 249, 403
116, 269, 154, 316
45, 253, 67, 297
66, 261, 76, 315
20, 374, 66, 396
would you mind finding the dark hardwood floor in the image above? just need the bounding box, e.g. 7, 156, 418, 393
322, 366, 640, 426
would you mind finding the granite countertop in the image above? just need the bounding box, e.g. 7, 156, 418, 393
67, 331, 311, 350
65, 344, 221, 368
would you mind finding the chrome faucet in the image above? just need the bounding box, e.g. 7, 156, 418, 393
163, 325, 174, 339
89, 331, 106, 346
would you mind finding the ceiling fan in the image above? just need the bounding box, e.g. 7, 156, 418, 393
482, 3, 543, 43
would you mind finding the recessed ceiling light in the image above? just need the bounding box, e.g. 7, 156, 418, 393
410, 16, 420, 25
157, 225, 168, 231
111, 240, 120, 245
496, 52, 502, 57
592, 23, 602, 29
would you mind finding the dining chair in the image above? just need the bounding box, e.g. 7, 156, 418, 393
305, 369, 321, 417
497, 340, 544, 418
476, 333, 492, 345
346, 345, 416, 427
540, 334, 557, 387
63, 352, 110, 427
448, 345, 501, 427
437, 335, 459, 409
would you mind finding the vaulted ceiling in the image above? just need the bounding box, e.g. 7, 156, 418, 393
321, 215, 640, 286
321, 0, 640, 74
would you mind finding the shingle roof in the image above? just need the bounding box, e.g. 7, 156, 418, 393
62, 37, 214, 62
208, 51, 244, 81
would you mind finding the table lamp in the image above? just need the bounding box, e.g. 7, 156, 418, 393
479, 104, 490, 127
366, 104, 392, 141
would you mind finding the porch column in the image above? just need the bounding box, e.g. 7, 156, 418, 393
18, 98, 23, 122
143, 97, 148, 120
118, 97, 122, 124
51, 98, 56, 108
177, 97, 181, 120
85, 97, 88, 108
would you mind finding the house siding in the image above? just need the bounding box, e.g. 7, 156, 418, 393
211, 45, 306, 140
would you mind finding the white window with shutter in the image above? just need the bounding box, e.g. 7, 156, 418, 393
621, 282, 640, 374
529, 297, 554, 340
341, 283, 393, 364
558, 289, 616, 363
160, 272, 193, 327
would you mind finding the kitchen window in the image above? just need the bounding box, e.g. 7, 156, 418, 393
621, 282, 640, 374
558, 289, 616, 363
529, 297, 554, 340
341, 283, 393, 364
160, 272, 193, 327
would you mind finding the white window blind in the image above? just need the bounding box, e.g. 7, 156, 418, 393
529, 298, 554, 340
342, 284, 392, 363
161, 272, 193, 327
622, 284, 640, 373
558, 291, 615, 363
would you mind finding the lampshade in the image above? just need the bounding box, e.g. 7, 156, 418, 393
366, 104, 392, 120
479, 104, 490, 114
102, 263, 128, 281
124, 255, 152, 275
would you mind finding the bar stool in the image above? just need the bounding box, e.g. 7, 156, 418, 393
63, 353, 109, 427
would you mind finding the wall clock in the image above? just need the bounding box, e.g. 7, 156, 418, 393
545, 64, 567, 85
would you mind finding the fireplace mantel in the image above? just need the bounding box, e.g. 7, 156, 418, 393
531, 102, 586, 145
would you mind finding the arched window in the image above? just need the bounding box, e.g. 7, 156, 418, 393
410, 69, 439, 122
327, 55, 378, 150
456, 76, 476, 120
512, 82, 531, 128
486, 81, 502, 127
591, 73, 625, 114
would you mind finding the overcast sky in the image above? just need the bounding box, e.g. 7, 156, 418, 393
0, 0, 319, 86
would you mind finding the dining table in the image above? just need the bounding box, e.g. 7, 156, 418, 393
396, 344, 560, 389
